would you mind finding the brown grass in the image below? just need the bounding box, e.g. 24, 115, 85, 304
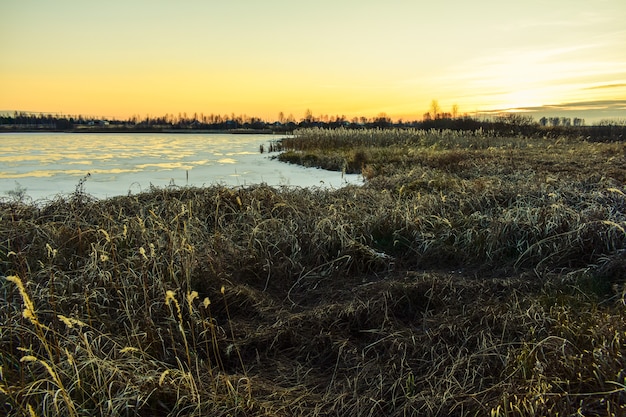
1, 129, 625, 416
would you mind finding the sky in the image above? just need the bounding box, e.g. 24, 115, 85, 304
1, 0, 625, 123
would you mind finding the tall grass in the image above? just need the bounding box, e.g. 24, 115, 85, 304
279, 127, 536, 150
1, 129, 625, 415
276, 127, 626, 178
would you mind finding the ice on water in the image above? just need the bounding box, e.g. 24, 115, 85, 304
0, 133, 362, 201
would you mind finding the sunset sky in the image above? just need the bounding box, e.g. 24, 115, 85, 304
2, 0, 625, 123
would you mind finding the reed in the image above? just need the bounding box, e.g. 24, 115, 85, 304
1, 129, 625, 416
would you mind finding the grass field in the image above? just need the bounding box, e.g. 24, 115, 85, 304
2, 128, 626, 416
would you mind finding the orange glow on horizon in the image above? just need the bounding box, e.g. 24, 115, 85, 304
1, 1, 625, 123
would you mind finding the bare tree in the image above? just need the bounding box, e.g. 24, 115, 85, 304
429, 100, 441, 120
304, 109, 314, 123
451, 104, 459, 119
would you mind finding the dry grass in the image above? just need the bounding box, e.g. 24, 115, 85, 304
1, 129, 625, 416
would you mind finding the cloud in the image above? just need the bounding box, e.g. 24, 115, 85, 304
510, 99, 626, 112
583, 83, 626, 90
481, 99, 626, 122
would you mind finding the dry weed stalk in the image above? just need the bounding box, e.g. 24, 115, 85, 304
1, 130, 625, 415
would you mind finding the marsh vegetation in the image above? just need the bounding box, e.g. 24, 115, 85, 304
1, 128, 625, 416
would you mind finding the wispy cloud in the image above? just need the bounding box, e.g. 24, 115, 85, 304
483, 99, 626, 122
510, 99, 626, 112
584, 83, 626, 90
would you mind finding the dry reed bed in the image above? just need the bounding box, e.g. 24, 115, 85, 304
278, 127, 626, 178
1, 129, 626, 416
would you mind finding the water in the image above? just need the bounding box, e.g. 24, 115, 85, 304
0, 132, 361, 202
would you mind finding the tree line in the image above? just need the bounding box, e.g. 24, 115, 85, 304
1, 109, 624, 141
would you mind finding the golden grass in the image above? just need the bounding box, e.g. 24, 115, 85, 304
1, 129, 625, 416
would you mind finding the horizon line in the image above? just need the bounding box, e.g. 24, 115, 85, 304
2, 100, 625, 124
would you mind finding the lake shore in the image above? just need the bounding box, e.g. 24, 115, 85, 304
0, 132, 361, 202
2, 129, 625, 416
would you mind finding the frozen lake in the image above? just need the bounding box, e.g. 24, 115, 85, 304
0, 132, 362, 202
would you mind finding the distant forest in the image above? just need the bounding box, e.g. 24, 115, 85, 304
1, 110, 624, 141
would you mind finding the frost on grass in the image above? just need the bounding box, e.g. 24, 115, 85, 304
1, 130, 625, 416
